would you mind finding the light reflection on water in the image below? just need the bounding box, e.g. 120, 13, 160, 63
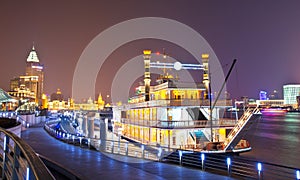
241, 112, 300, 168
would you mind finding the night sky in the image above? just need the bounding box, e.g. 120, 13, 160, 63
1, 1, 300, 101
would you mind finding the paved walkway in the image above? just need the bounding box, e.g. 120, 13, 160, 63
21, 127, 236, 180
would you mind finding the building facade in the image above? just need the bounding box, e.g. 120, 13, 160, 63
283, 84, 300, 106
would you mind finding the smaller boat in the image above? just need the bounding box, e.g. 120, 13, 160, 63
261, 108, 287, 116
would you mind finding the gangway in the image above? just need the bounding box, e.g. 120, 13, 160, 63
223, 106, 261, 151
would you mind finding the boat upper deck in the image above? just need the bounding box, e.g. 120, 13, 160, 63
122, 99, 232, 109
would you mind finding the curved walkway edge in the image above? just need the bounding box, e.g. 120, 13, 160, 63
21, 127, 235, 180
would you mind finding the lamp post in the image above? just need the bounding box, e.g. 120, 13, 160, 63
201, 153, 205, 170
227, 157, 231, 176
257, 162, 262, 179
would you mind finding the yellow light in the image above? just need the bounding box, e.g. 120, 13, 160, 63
202, 54, 209, 59
143, 50, 151, 55
42, 94, 47, 99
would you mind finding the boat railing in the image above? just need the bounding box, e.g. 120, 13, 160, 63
124, 99, 232, 109
120, 118, 236, 129
0, 127, 55, 179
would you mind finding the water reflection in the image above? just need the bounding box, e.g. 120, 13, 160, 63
242, 113, 300, 168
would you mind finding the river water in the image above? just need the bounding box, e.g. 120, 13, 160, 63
241, 112, 300, 169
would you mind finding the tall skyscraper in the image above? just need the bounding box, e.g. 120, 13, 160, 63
9, 46, 44, 104
26, 46, 44, 103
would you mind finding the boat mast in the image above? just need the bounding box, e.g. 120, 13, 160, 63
210, 59, 237, 142
209, 72, 213, 142
212, 59, 237, 110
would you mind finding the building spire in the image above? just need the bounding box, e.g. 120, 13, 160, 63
27, 44, 39, 63
32, 41, 35, 50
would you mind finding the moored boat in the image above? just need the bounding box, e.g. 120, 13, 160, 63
261, 108, 287, 116
112, 50, 260, 154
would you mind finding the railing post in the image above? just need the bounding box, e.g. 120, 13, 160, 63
79, 137, 82, 147
26, 166, 34, 180
141, 145, 145, 159
157, 147, 162, 161
125, 142, 128, 156
118, 136, 120, 154
2, 135, 9, 179
12, 145, 21, 179
111, 141, 114, 153
98, 139, 101, 151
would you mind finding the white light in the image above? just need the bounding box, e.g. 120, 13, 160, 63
257, 162, 262, 171
227, 157, 231, 166
296, 170, 300, 180
3, 136, 7, 151
174, 62, 182, 70
31, 65, 43, 70
26, 167, 30, 180
201, 153, 205, 161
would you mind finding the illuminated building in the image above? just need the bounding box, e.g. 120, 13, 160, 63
41, 93, 48, 109
283, 84, 300, 106
97, 93, 105, 110
8, 84, 36, 102
8, 46, 44, 104
297, 96, 300, 109
259, 91, 267, 100
113, 50, 234, 149
72, 94, 107, 111
47, 90, 106, 111
269, 90, 279, 100
73, 97, 98, 111
256, 99, 284, 107
25, 46, 44, 104
51, 88, 64, 101
47, 89, 67, 110
0, 88, 18, 111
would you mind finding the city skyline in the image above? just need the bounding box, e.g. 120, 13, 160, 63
1, 1, 300, 100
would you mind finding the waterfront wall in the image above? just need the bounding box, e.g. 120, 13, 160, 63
18, 114, 46, 127
7, 123, 22, 137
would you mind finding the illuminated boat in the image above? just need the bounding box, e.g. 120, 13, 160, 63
261, 108, 287, 115
112, 50, 259, 153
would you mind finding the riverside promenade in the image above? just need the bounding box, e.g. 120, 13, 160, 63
21, 126, 235, 180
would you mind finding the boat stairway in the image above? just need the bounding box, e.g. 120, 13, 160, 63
223, 106, 261, 151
